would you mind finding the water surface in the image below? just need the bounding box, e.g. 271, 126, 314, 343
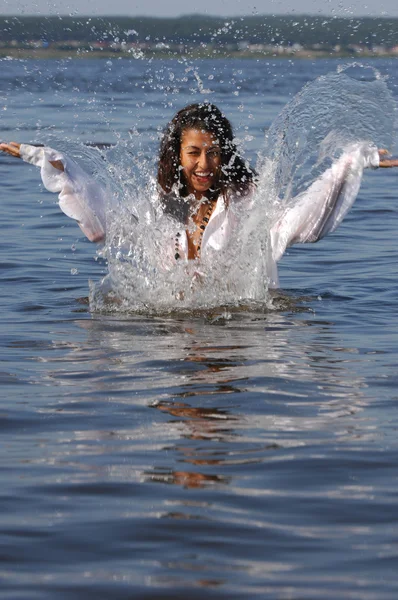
1, 57, 398, 599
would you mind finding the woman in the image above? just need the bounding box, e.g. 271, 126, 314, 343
157, 103, 256, 260
1, 101, 397, 288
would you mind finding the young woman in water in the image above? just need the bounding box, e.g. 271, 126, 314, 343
1, 101, 398, 288
157, 103, 256, 261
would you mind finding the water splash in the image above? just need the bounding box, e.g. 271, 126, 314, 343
260, 64, 395, 206
90, 162, 274, 314
26, 63, 394, 314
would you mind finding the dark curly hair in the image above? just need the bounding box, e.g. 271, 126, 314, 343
157, 102, 256, 202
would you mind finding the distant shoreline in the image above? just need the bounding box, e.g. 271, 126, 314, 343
2, 15, 398, 61
1, 48, 395, 60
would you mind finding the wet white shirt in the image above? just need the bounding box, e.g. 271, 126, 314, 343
19, 142, 380, 288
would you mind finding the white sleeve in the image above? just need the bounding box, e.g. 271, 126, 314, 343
270, 143, 380, 262
20, 144, 107, 243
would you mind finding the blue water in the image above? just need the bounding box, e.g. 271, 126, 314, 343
1, 57, 398, 599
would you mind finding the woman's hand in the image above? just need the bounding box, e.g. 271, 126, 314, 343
378, 149, 398, 168
0, 141, 21, 158
0, 141, 64, 171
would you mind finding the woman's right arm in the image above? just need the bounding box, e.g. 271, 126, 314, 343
0, 142, 107, 243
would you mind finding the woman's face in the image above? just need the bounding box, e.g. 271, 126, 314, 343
179, 128, 221, 199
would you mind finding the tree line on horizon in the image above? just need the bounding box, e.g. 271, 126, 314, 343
1, 14, 398, 49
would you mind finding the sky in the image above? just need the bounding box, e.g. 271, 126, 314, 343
1, 0, 398, 18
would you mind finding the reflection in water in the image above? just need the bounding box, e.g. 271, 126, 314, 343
148, 467, 230, 489
28, 307, 373, 495
146, 343, 246, 488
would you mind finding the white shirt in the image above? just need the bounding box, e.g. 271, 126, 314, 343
20, 142, 380, 289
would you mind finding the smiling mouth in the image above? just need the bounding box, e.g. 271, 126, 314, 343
194, 171, 212, 180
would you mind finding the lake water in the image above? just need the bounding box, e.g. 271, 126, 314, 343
1, 56, 398, 599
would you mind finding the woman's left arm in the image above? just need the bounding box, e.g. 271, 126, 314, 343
270, 144, 397, 262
